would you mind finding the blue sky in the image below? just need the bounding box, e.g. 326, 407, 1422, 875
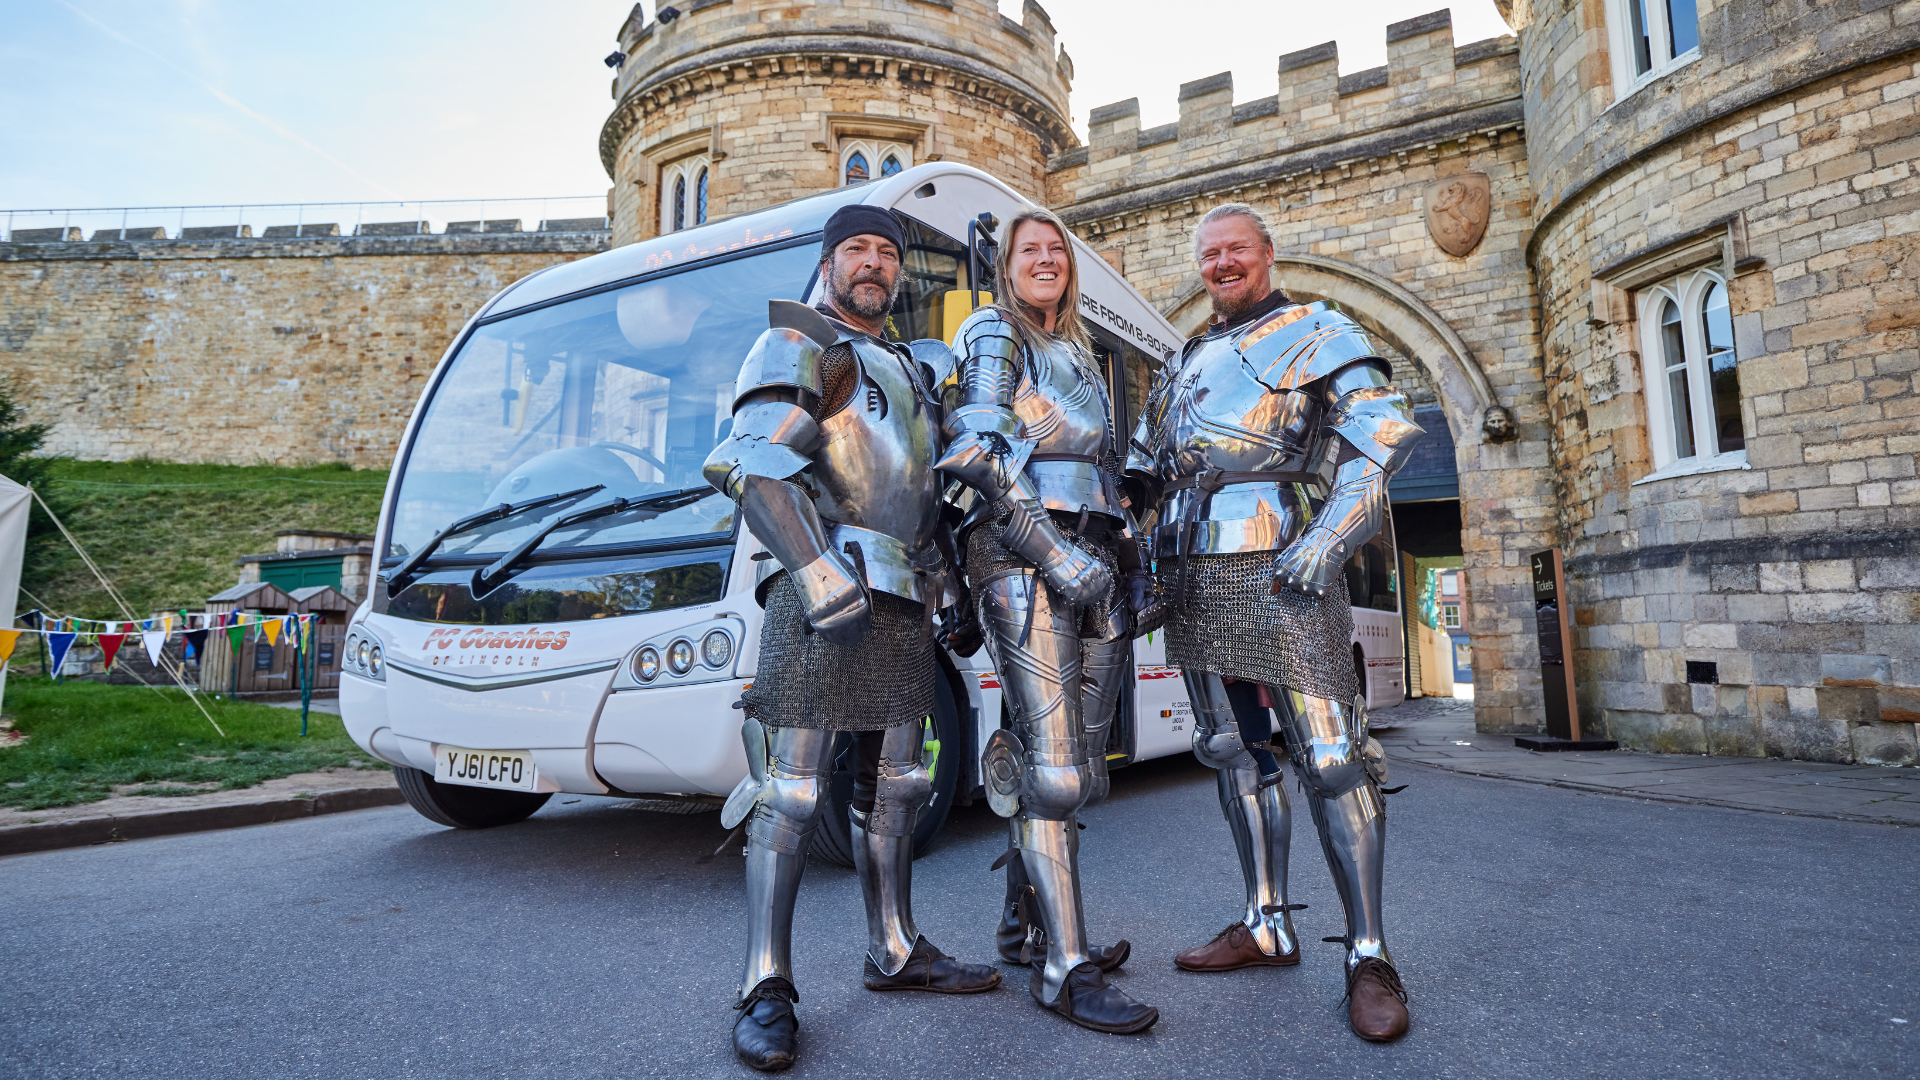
1, 0, 1513, 211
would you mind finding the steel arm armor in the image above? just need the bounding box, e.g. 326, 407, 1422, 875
940, 309, 1111, 607
704, 305, 873, 644
1271, 362, 1425, 596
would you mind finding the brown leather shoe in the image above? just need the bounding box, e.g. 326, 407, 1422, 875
1346, 957, 1410, 1042
1173, 922, 1300, 972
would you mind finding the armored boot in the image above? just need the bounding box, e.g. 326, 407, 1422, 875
997, 842, 1130, 971
854, 722, 1000, 995
1279, 687, 1409, 1043
734, 727, 833, 1071
1019, 816, 1158, 1034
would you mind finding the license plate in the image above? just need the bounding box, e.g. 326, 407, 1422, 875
434, 744, 538, 792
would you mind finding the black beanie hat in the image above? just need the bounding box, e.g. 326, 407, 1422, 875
820, 204, 905, 261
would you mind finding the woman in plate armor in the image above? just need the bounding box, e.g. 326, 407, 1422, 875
937, 207, 1158, 1034
1124, 204, 1424, 1042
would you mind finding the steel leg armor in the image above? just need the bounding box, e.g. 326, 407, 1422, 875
1183, 671, 1300, 958
979, 572, 1093, 1002
849, 720, 934, 976
1272, 688, 1391, 971
738, 726, 835, 1001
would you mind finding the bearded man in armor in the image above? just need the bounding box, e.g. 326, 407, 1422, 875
704, 205, 1000, 1072
1124, 204, 1423, 1042
938, 207, 1158, 1034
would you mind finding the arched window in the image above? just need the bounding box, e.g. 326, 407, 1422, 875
845, 151, 870, 185
695, 168, 709, 225
672, 175, 687, 232
880, 154, 902, 177
1636, 269, 1747, 474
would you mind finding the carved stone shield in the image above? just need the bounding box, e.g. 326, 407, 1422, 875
1425, 172, 1491, 258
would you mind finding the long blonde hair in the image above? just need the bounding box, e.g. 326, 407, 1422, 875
990, 206, 1092, 357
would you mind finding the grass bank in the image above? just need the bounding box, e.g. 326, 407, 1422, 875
25, 458, 389, 618
0, 679, 385, 811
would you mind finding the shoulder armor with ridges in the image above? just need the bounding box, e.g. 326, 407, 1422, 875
730, 300, 843, 411
1235, 301, 1392, 392
954, 305, 1021, 355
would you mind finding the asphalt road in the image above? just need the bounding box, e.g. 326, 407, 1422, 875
2, 752, 1916, 1079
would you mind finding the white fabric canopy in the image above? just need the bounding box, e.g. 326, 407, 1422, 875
0, 474, 30, 713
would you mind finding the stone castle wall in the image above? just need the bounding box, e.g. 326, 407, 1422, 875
0, 232, 607, 466
1520, 0, 1920, 762
602, 0, 1076, 246
1046, 14, 1558, 732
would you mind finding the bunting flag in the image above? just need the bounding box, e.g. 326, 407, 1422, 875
263, 619, 282, 646
0, 630, 19, 666
182, 628, 208, 659
97, 633, 127, 670
45, 632, 78, 675
142, 629, 167, 667
226, 623, 245, 656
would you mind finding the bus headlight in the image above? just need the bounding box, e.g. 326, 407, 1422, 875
368, 646, 383, 677
356, 639, 372, 670
667, 639, 694, 675
634, 647, 661, 682
701, 629, 734, 669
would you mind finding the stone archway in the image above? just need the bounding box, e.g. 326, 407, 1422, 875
1158, 255, 1501, 447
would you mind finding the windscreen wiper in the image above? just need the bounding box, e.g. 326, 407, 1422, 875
469, 485, 718, 596
384, 485, 604, 595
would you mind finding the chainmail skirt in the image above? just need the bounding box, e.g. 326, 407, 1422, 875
964, 509, 1121, 639
739, 572, 935, 732
1160, 551, 1359, 703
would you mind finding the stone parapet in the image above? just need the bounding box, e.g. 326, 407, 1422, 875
1, 232, 610, 262
1049, 10, 1519, 212
602, 0, 1076, 244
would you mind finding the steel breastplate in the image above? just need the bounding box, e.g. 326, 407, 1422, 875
1015, 336, 1122, 519
808, 337, 945, 601
1142, 307, 1331, 557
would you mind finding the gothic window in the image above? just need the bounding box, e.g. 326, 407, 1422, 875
1609, 0, 1700, 95
880, 154, 902, 177
840, 141, 912, 186
659, 156, 711, 234
1636, 270, 1748, 475
845, 151, 870, 185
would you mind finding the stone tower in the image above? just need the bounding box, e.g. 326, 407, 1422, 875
600, 0, 1078, 247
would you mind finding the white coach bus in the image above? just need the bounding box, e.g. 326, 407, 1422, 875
339, 163, 1403, 859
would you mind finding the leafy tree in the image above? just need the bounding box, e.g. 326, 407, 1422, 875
0, 379, 71, 601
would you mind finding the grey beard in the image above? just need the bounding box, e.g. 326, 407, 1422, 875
830, 268, 899, 322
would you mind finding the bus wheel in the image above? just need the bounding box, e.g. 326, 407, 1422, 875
393, 766, 552, 829
809, 669, 963, 869
1353, 646, 1369, 709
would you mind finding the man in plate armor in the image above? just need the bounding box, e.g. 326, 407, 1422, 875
1124, 204, 1423, 1042
937, 206, 1158, 1034
704, 205, 1000, 1072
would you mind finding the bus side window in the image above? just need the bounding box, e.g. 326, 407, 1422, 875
1346, 551, 1369, 609
1367, 540, 1396, 612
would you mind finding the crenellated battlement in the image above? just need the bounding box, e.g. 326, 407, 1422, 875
1048, 10, 1520, 227
602, 0, 1076, 182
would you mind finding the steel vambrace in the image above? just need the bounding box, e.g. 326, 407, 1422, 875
738, 473, 871, 644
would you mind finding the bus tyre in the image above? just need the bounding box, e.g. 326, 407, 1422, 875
393, 766, 553, 829
809, 669, 963, 869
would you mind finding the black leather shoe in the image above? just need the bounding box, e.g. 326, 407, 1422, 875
731, 978, 799, 1072
1033, 961, 1158, 1034
864, 935, 1002, 993
997, 886, 1130, 971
